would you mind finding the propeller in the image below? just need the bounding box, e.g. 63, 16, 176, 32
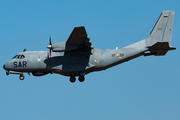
47, 36, 52, 66
47, 36, 52, 50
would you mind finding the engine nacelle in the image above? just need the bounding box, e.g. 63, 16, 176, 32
32, 72, 49, 76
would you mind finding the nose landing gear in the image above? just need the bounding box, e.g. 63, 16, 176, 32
6, 71, 9, 75
5, 71, 25, 80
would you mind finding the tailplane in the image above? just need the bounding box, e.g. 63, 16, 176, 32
144, 10, 176, 56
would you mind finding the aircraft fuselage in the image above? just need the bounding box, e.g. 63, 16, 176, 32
4, 47, 147, 77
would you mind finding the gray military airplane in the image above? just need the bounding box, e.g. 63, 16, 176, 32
3, 10, 176, 83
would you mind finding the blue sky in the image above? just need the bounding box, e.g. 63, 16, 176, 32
1, 0, 180, 120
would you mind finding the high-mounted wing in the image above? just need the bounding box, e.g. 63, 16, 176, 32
66, 26, 93, 49
48, 26, 93, 52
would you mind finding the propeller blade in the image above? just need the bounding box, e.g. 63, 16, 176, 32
49, 36, 52, 45
49, 50, 51, 58
48, 50, 51, 66
48, 36, 52, 66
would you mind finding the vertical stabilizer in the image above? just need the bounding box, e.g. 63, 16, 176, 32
145, 10, 176, 56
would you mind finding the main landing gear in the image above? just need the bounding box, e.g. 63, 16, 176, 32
70, 72, 76, 83
69, 72, 85, 83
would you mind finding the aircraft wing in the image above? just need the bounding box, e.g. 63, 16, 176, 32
66, 26, 93, 50
48, 26, 93, 52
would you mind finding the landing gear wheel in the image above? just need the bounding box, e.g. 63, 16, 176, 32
78, 76, 85, 82
69, 72, 76, 83
6, 71, 9, 76
70, 77, 76, 83
19, 75, 25, 80
78, 72, 85, 82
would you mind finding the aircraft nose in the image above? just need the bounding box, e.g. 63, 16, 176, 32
3, 64, 5, 70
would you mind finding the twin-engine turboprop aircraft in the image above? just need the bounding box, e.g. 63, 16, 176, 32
3, 11, 176, 83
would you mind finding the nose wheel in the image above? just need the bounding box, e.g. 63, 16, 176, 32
6, 71, 9, 75
19, 74, 25, 80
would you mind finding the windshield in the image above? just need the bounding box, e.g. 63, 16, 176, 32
12, 54, 25, 59
12, 55, 18, 59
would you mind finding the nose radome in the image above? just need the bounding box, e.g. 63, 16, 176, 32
3, 64, 5, 70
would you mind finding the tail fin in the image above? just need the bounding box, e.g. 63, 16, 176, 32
145, 10, 176, 56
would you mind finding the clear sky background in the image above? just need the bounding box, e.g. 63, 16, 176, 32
0, 0, 180, 120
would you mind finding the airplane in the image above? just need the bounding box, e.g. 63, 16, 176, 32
3, 10, 176, 83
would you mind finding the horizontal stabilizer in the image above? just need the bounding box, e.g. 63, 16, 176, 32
144, 42, 176, 56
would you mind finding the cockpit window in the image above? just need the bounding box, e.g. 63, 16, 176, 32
12, 55, 18, 59
17, 55, 21, 59
12, 54, 25, 59
21, 55, 25, 59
